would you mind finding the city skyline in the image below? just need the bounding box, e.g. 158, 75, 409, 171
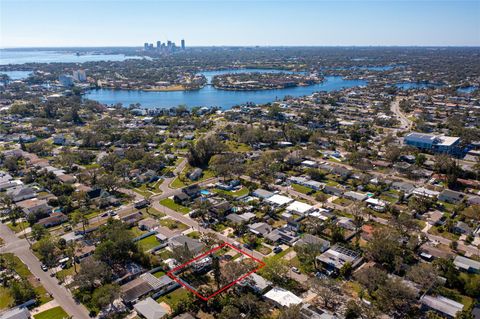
1, 0, 479, 48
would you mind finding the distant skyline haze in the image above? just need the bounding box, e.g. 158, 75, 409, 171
0, 0, 479, 48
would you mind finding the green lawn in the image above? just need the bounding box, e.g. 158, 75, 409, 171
156, 288, 191, 311
256, 245, 273, 255
7, 221, 29, 233
187, 231, 201, 239
133, 180, 164, 197
0, 287, 13, 310
159, 219, 188, 231
214, 186, 250, 197
170, 166, 215, 189
0, 254, 52, 306
291, 183, 313, 194
34, 306, 68, 319
159, 198, 190, 214
137, 235, 161, 251
226, 140, 251, 152
153, 270, 166, 278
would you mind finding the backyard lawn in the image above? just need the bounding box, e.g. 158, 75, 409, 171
214, 186, 249, 197
159, 198, 190, 214
34, 306, 68, 319
156, 288, 191, 312
137, 235, 161, 251
291, 183, 313, 194
0, 287, 13, 310
159, 218, 188, 231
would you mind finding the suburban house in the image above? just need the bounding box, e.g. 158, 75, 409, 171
6, 186, 36, 202
420, 295, 464, 319
438, 189, 466, 204
316, 244, 363, 275
37, 212, 68, 227
295, 234, 330, 253
16, 198, 51, 216
263, 287, 302, 307
454, 256, 480, 273
133, 297, 169, 319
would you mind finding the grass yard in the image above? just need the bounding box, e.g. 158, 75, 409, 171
153, 270, 166, 278
170, 165, 215, 189
187, 231, 201, 239
333, 197, 352, 206
159, 198, 191, 214
214, 186, 250, 197
256, 245, 273, 255
0, 286, 13, 310
226, 140, 252, 152
137, 235, 161, 251
156, 288, 191, 311
291, 183, 313, 194
34, 306, 68, 319
133, 180, 164, 197
159, 218, 189, 231
428, 226, 460, 241
7, 221, 29, 233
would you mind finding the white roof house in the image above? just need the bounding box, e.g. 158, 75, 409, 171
421, 295, 463, 318
286, 201, 313, 215
266, 194, 294, 206
263, 287, 302, 307
134, 297, 169, 319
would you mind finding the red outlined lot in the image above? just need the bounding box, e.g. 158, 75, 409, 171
167, 241, 265, 301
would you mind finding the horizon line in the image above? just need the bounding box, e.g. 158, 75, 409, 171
2, 45, 480, 50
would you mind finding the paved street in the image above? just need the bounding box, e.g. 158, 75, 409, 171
0, 224, 90, 319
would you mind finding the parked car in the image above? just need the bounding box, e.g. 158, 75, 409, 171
273, 246, 283, 254
41, 264, 48, 271
291, 267, 300, 274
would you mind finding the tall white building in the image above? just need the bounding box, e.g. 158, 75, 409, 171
73, 69, 87, 82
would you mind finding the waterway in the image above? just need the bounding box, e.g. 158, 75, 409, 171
0, 50, 142, 65
85, 70, 367, 109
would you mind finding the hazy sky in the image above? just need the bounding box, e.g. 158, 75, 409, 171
1, 0, 479, 48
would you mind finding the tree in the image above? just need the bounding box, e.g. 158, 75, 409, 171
385, 145, 402, 163
406, 263, 439, 292
366, 228, 403, 272
10, 279, 36, 304
211, 254, 221, 289
74, 257, 111, 290
209, 153, 244, 180
310, 277, 340, 310
36, 237, 58, 267
171, 243, 194, 264
96, 173, 121, 193
31, 224, 47, 240
278, 304, 302, 319
261, 257, 289, 286
188, 136, 226, 167
375, 277, 418, 318
92, 284, 120, 313
218, 305, 241, 319
294, 242, 323, 272
354, 266, 387, 294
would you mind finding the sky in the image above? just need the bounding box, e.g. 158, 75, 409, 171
0, 0, 479, 48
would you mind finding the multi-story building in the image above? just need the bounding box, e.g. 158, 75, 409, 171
404, 132, 463, 156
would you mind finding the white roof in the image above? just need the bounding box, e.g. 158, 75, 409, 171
286, 201, 313, 214
264, 287, 302, 307
134, 297, 168, 319
266, 194, 294, 206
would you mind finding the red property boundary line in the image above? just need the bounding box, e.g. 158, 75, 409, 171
166, 241, 266, 301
